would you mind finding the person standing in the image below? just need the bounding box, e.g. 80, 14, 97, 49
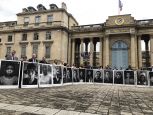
5, 50, 18, 60
39, 57, 48, 64
28, 53, 38, 63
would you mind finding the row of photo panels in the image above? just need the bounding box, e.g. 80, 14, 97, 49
0, 60, 153, 88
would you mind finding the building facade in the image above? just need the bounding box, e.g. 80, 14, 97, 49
0, 3, 153, 69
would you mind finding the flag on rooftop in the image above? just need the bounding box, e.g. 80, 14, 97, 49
119, 0, 123, 11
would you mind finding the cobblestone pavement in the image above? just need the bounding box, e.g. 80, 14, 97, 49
0, 84, 153, 115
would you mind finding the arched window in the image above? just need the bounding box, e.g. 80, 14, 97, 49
112, 41, 128, 69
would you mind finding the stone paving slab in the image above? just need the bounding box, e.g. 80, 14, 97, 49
0, 84, 153, 114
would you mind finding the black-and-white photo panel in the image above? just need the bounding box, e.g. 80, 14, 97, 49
114, 70, 124, 84
86, 69, 93, 83
137, 70, 148, 86
124, 70, 135, 85
149, 72, 153, 86
53, 65, 62, 85
93, 69, 103, 83
0, 60, 21, 88
39, 63, 53, 87
72, 68, 80, 83
79, 68, 86, 82
62, 67, 67, 83
104, 70, 113, 84
21, 62, 38, 88
66, 67, 72, 83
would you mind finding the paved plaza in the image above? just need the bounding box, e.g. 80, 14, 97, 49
0, 84, 153, 115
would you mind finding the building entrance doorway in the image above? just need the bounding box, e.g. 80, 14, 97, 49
112, 41, 128, 69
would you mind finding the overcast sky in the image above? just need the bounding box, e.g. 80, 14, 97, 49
0, 0, 153, 25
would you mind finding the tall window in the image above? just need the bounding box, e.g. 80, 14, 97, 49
35, 16, 41, 26
33, 44, 38, 56
46, 31, 51, 40
24, 17, 29, 26
8, 35, 12, 42
21, 45, 26, 57
22, 33, 27, 41
47, 15, 53, 24
34, 32, 39, 40
45, 45, 51, 58
6, 47, 11, 54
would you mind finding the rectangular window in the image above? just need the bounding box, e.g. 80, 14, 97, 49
46, 31, 51, 40
22, 33, 27, 41
21, 45, 26, 57
33, 44, 38, 56
45, 45, 51, 58
47, 15, 53, 24
34, 32, 39, 40
24, 17, 29, 26
8, 35, 12, 42
6, 47, 11, 54
35, 16, 41, 26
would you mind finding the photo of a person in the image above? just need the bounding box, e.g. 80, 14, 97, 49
53, 66, 62, 84
79, 69, 85, 82
104, 70, 113, 83
67, 67, 72, 83
137, 71, 148, 85
0, 60, 20, 85
86, 69, 93, 82
73, 68, 79, 82
124, 70, 134, 85
114, 71, 123, 84
149, 72, 153, 86
22, 62, 38, 85
39, 64, 52, 85
94, 69, 103, 83
62, 67, 67, 83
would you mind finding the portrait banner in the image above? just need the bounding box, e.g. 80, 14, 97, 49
86, 69, 93, 83
62, 67, 67, 84
137, 70, 148, 86
104, 69, 113, 84
0, 60, 21, 88
66, 67, 73, 84
113, 70, 124, 84
93, 69, 103, 83
124, 70, 135, 85
39, 63, 53, 87
52, 65, 62, 86
149, 71, 153, 86
79, 68, 86, 83
21, 62, 39, 88
72, 68, 80, 84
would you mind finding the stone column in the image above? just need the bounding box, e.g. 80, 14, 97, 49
68, 36, 72, 65
103, 35, 109, 67
80, 39, 84, 65
150, 35, 153, 66
90, 38, 94, 66
99, 37, 103, 66
138, 35, 142, 68
130, 34, 136, 69
72, 39, 75, 65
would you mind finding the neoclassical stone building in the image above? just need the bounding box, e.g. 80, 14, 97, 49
0, 3, 153, 69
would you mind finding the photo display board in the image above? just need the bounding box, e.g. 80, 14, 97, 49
53, 65, 62, 85
0, 60, 21, 88
124, 70, 135, 85
93, 69, 103, 83
113, 70, 124, 84
39, 63, 53, 87
137, 70, 148, 86
86, 69, 93, 83
104, 70, 113, 84
21, 62, 38, 88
